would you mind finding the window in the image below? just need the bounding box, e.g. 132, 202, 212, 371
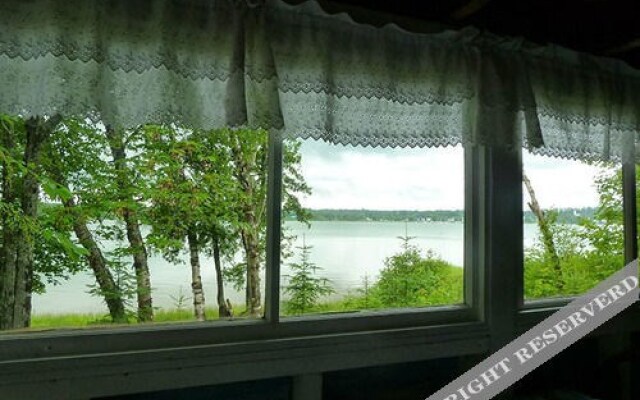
279, 140, 466, 317
522, 150, 623, 301
2, 122, 470, 332
3, 121, 269, 330
13, 124, 635, 330
2, 2, 640, 398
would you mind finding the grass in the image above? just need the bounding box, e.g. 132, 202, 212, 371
29, 302, 350, 329
30, 305, 250, 329
28, 263, 465, 329
31, 312, 108, 328
29, 302, 353, 329
29, 294, 465, 330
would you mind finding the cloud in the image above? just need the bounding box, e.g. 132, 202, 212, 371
522, 151, 605, 209
298, 141, 610, 211
299, 140, 464, 210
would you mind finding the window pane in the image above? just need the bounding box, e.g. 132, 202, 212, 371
2, 118, 268, 331
280, 140, 465, 317
523, 151, 623, 301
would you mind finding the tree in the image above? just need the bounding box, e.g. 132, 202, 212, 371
41, 119, 129, 323
2, 119, 312, 328
105, 127, 153, 322
33, 203, 87, 294
576, 165, 626, 280
186, 129, 239, 319
224, 131, 311, 317
524, 213, 585, 298
142, 126, 241, 321
283, 237, 333, 315
523, 173, 564, 291
524, 163, 627, 298
141, 126, 205, 321
1, 115, 62, 329
226, 129, 268, 317
211, 227, 234, 318
1, 116, 131, 329
372, 235, 463, 308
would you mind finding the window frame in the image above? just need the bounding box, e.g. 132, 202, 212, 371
518, 148, 638, 311
3, 132, 479, 344
516, 147, 640, 343
272, 135, 474, 321
0, 137, 638, 399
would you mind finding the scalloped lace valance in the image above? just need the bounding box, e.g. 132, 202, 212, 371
1, 0, 639, 161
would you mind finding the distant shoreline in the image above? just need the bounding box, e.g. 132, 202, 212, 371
285, 207, 596, 224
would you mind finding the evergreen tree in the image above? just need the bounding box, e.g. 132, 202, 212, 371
283, 237, 333, 315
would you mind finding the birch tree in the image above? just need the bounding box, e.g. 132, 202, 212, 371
523, 172, 564, 291
105, 127, 153, 322
223, 131, 311, 317
141, 126, 237, 321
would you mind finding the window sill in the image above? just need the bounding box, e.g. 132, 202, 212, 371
0, 307, 487, 399
517, 302, 640, 335
0, 304, 473, 360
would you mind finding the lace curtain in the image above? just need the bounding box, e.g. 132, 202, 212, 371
1, 0, 639, 162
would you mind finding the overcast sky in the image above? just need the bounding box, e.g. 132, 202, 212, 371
298, 140, 608, 211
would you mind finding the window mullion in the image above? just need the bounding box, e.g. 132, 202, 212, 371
265, 130, 284, 323
622, 160, 637, 265
479, 145, 523, 350
464, 145, 480, 311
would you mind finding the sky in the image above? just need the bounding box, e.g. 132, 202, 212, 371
298, 140, 609, 211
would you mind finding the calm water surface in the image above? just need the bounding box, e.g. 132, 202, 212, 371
32, 221, 540, 314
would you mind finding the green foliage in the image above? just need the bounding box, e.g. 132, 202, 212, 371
524, 164, 627, 299
140, 126, 237, 259
223, 262, 247, 291
283, 239, 334, 315
1, 116, 90, 294
370, 236, 463, 308
334, 234, 464, 311
282, 139, 312, 222
33, 206, 87, 293
336, 273, 385, 311
2, 111, 313, 328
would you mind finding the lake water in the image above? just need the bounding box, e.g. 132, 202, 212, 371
32, 221, 540, 314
